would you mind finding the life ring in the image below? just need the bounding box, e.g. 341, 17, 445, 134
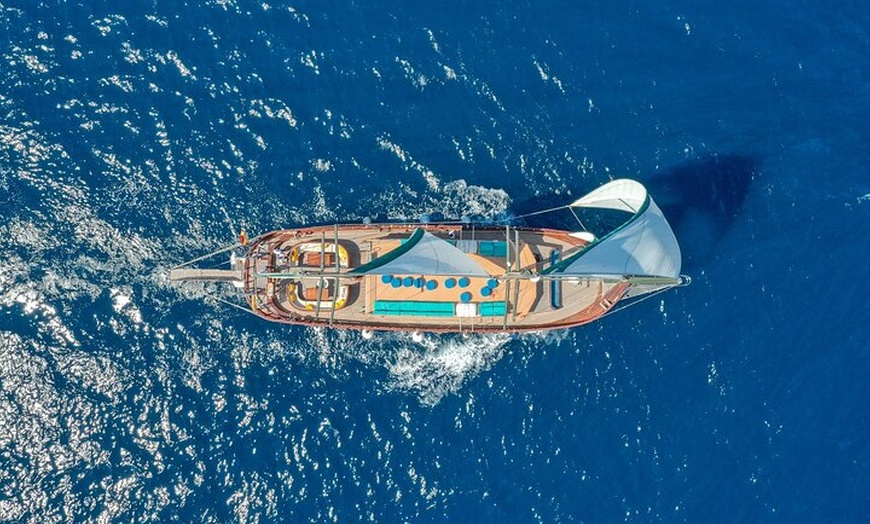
338, 246, 349, 265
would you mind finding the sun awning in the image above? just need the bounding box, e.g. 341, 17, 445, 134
350, 229, 492, 277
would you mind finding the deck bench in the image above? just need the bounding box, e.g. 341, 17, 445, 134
373, 300, 455, 317
373, 300, 508, 317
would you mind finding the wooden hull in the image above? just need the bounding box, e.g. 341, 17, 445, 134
241, 223, 631, 334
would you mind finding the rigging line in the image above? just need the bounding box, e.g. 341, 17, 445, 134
618, 197, 639, 213
568, 206, 587, 231
510, 204, 570, 220
600, 285, 675, 319
417, 219, 469, 225
171, 243, 243, 270
220, 206, 237, 238
208, 295, 261, 317
204, 258, 233, 269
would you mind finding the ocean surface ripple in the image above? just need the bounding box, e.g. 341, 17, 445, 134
1, 1, 868, 522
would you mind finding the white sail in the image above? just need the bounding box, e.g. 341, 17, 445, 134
549, 179, 682, 278
350, 229, 491, 276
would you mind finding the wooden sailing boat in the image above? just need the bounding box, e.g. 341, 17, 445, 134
170, 179, 689, 334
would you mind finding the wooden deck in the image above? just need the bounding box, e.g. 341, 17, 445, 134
239, 223, 631, 333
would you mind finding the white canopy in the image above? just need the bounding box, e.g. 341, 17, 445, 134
350, 229, 491, 277
547, 179, 681, 278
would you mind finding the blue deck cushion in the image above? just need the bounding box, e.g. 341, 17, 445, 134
460, 291, 472, 303
479, 301, 507, 316
426, 280, 438, 291
374, 300, 455, 317
458, 277, 470, 288
478, 241, 508, 258
481, 286, 492, 297
381, 275, 393, 284
445, 278, 456, 289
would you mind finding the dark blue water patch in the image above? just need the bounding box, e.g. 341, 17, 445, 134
3, 0, 870, 522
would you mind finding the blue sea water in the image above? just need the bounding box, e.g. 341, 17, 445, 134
1, 0, 869, 522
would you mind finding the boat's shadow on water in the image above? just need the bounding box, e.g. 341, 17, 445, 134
649, 154, 757, 269
513, 154, 758, 271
